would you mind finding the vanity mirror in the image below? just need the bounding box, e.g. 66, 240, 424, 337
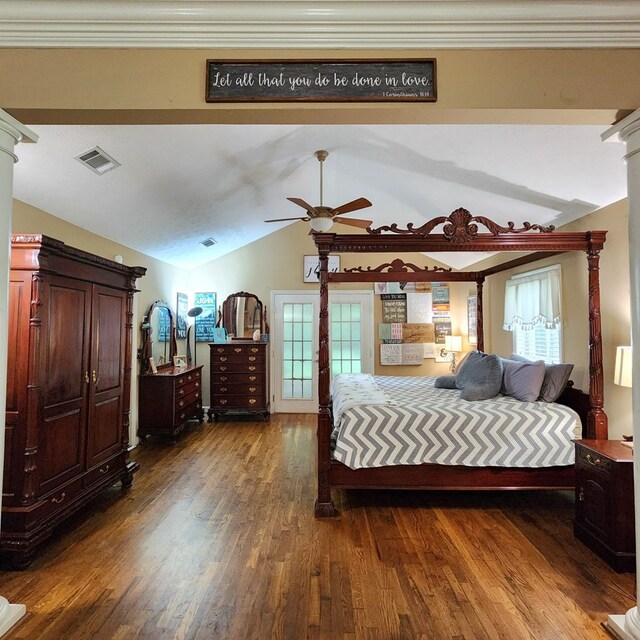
140, 299, 177, 373
219, 291, 267, 339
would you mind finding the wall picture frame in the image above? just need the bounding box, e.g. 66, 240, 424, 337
176, 292, 188, 339
303, 255, 340, 282
467, 295, 478, 345
173, 355, 187, 368
212, 327, 227, 343
194, 291, 217, 342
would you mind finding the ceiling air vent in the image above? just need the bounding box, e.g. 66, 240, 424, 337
200, 237, 216, 247
75, 146, 121, 175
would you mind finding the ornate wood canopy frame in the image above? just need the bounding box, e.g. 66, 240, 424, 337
312, 208, 607, 517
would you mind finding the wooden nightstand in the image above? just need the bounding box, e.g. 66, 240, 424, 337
574, 440, 635, 572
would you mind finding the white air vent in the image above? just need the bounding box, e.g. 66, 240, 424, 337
75, 146, 120, 175
201, 237, 216, 247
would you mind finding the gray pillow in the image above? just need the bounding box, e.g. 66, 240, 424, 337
510, 354, 574, 402
500, 358, 546, 402
455, 351, 503, 401
434, 375, 458, 389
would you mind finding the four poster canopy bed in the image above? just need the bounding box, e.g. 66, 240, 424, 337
312, 208, 607, 517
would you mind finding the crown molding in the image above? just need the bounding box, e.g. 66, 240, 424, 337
1, 1, 640, 49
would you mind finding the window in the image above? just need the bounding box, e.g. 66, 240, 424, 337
504, 265, 563, 364
330, 302, 363, 376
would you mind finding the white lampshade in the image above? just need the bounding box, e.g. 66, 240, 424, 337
309, 217, 334, 232
445, 335, 462, 353
614, 345, 633, 388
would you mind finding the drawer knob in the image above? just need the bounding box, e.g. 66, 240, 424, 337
195, 392, 200, 398
249, 398, 257, 405
179, 389, 185, 395
217, 348, 224, 353
52, 492, 66, 504
249, 356, 256, 362
220, 356, 228, 362
220, 366, 227, 372
249, 366, 256, 371
585, 453, 602, 466
187, 375, 192, 381
100, 464, 110, 474
195, 382, 200, 388
179, 400, 184, 407
220, 399, 227, 405
578, 487, 584, 502
220, 387, 227, 392
251, 348, 258, 353
249, 387, 256, 393
249, 376, 256, 381
220, 376, 227, 381
234, 348, 242, 353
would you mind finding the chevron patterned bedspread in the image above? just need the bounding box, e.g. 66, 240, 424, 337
330, 374, 581, 470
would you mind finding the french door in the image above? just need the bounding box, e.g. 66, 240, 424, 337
270, 290, 373, 413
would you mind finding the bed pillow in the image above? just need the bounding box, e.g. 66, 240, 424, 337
500, 358, 546, 402
434, 375, 458, 389
510, 354, 574, 402
455, 351, 503, 401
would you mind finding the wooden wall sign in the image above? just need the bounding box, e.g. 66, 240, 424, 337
206, 59, 436, 103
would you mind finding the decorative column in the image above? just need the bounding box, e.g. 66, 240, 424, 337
603, 108, 640, 640
0, 109, 37, 635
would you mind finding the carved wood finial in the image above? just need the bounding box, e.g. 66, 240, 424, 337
367, 207, 556, 243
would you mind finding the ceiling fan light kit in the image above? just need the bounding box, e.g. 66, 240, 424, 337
309, 217, 334, 233
264, 149, 374, 231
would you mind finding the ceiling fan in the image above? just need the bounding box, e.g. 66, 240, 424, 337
264, 150, 373, 232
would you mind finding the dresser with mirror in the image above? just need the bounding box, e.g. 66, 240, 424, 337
208, 292, 270, 421
138, 299, 204, 441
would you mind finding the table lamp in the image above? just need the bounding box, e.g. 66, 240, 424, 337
441, 335, 463, 373
186, 306, 203, 366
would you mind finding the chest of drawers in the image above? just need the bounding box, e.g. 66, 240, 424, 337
138, 364, 204, 441
208, 341, 270, 421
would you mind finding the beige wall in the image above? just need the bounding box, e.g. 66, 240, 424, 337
12, 199, 191, 442
3, 48, 640, 126
479, 198, 631, 439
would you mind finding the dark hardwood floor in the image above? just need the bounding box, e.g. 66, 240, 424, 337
0, 414, 635, 639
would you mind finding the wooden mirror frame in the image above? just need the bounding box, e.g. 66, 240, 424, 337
219, 291, 267, 339
140, 299, 178, 373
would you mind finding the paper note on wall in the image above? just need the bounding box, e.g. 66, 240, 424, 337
406, 292, 432, 323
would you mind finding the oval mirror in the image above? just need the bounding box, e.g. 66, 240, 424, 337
220, 291, 266, 339
140, 300, 177, 372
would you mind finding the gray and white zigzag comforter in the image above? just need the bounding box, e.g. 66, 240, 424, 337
330, 374, 581, 470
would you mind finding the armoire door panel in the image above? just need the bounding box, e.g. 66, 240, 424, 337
6, 279, 26, 413
87, 396, 122, 466
40, 411, 84, 491
45, 282, 91, 408
92, 289, 124, 391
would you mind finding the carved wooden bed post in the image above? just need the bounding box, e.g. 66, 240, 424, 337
475, 276, 485, 353
586, 241, 608, 439
315, 244, 338, 516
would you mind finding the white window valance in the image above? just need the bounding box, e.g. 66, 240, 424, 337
503, 265, 562, 331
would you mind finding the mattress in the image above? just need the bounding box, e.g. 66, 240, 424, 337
330, 373, 581, 470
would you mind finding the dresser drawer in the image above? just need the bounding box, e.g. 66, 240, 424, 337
175, 378, 201, 399
175, 369, 201, 387
216, 373, 263, 385
213, 395, 266, 409
211, 344, 264, 357
212, 363, 261, 374
39, 477, 85, 522
211, 353, 264, 365
84, 457, 122, 489
174, 399, 202, 426
212, 381, 263, 395
176, 388, 201, 411
576, 446, 614, 477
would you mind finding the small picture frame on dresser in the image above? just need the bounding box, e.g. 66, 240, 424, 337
173, 355, 187, 368
148, 357, 158, 374
212, 327, 227, 343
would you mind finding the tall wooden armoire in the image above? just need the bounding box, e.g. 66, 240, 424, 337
3, 234, 146, 567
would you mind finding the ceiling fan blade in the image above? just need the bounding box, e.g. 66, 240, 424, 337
332, 197, 373, 216
287, 197, 319, 215
264, 216, 310, 223
334, 217, 373, 229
